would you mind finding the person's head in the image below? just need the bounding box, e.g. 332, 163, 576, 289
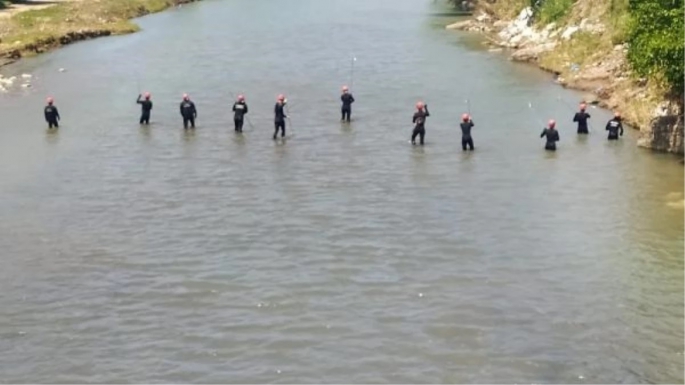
548, 119, 556, 129
144, 92, 151, 100
579, 102, 586, 111
416, 101, 425, 110
46, 97, 53, 105
277, 94, 285, 103
461, 113, 470, 122
183, 93, 189, 101
614, 111, 621, 119
342, 85, 349, 93
237, 94, 245, 102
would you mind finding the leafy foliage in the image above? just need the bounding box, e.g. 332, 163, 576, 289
627, 0, 684, 96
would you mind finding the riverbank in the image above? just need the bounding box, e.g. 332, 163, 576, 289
446, 0, 684, 155
0, 0, 199, 68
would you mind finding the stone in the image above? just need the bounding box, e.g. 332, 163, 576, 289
475, 12, 491, 22
561, 26, 580, 40
21, 83, 31, 88
59, 68, 66, 72
510, 42, 557, 62
638, 114, 684, 154
446, 20, 475, 30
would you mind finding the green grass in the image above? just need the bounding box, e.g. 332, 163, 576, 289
0, 0, 178, 56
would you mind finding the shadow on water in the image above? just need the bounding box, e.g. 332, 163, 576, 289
44, 128, 59, 144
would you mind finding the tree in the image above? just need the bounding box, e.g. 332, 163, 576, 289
627, 0, 684, 97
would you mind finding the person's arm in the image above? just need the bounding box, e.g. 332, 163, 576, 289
605, 121, 611, 131
54, 107, 60, 120
192, 102, 197, 118
136, 95, 142, 104
555, 131, 559, 141
149, 101, 153, 111
350, 95, 355, 103
244, 103, 248, 114
540, 129, 546, 138
424, 105, 430, 117
180, 102, 184, 116
573, 113, 578, 122
470, 120, 474, 127
44, 107, 49, 122
619, 122, 624, 136
412, 113, 417, 123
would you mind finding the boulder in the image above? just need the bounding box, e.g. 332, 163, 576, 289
446, 20, 475, 30
475, 12, 491, 22
561, 26, 579, 40
638, 114, 684, 154
21, 73, 31, 79
510, 42, 557, 62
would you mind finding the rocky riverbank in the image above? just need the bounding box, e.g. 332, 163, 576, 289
446, 4, 683, 155
0, 0, 200, 69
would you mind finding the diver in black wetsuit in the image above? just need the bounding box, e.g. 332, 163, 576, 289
540, 119, 560, 151
44, 97, 60, 129
340, 85, 355, 122
137, 92, 153, 125
411, 101, 430, 145
232, 94, 248, 133
273, 94, 288, 139
180, 94, 197, 129
606, 112, 624, 140
573, 102, 591, 134
460, 113, 475, 151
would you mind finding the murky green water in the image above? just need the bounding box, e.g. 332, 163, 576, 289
0, 0, 683, 382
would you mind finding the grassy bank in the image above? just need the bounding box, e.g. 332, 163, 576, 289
0, 0, 190, 63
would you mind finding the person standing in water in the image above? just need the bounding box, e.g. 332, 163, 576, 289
136, 92, 153, 125
540, 120, 560, 151
44, 97, 60, 129
411, 101, 430, 145
340, 85, 355, 122
460, 113, 475, 151
572, 102, 591, 134
273, 94, 288, 139
232, 94, 249, 133
180, 94, 197, 129
605, 112, 624, 140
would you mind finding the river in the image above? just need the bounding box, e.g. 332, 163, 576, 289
0, 0, 683, 382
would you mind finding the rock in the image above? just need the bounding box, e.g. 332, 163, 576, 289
613, 44, 624, 51
510, 42, 557, 62
561, 26, 580, 40
0, 85, 6, 93
582, 94, 599, 104
21, 73, 31, 79
653, 102, 670, 117
446, 20, 475, 30
21, 83, 31, 88
475, 12, 491, 22
59, 68, 66, 72
544, 22, 557, 32
493, 20, 509, 29
638, 114, 684, 154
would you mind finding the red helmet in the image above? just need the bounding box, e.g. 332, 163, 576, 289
461, 113, 470, 121
342, 85, 349, 92
548, 119, 556, 128
182, 93, 189, 101
46, 97, 53, 104
416, 101, 425, 110
277, 94, 285, 101
614, 111, 621, 118
144, 92, 151, 100
579, 103, 587, 111
237, 94, 245, 101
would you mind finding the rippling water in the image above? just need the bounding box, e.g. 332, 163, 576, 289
0, 0, 683, 383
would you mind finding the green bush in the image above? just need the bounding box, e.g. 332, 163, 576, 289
627, 0, 684, 96
536, 0, 574, 23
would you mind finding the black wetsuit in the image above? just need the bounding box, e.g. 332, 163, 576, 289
411, 106, 430, 145
232, 101, 248, 132
137, 96, 153, 125
274, 102, 287, 139
605, 118, 624, 140
573, 111, 591, 134
44, 104, 60, 129
180, 100, 197, 129
540, 128, 560, 151
460, 120, 475, 150
341, 93, 355, 122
